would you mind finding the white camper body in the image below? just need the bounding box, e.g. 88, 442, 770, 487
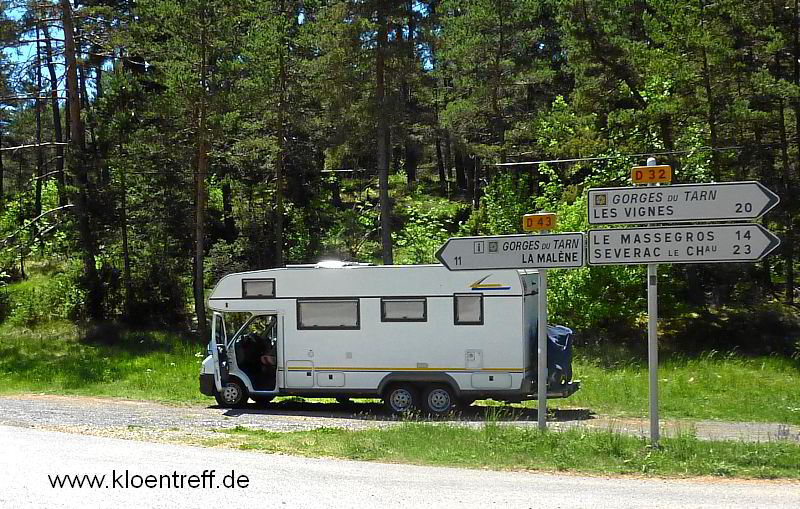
199, 263, 579, 412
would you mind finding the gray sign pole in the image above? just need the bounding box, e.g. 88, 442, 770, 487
537, 231, 549, 431
646, 157, 659, 446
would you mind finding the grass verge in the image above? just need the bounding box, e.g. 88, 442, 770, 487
219, 422, 800, 479
0, 320, 208, 404
1, 319, 799, 425
544, 352, 800, 424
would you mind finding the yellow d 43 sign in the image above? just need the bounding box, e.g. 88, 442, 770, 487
522, 213, 556, 232
632, 165, 672, 184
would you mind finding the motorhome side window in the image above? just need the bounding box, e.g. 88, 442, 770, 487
381, 298, 427, 322
297, 299, 360, 330
453, 294, 483, 325
242, 279, 275, 298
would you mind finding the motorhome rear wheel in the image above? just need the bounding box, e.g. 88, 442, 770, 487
422, 384, 456, 415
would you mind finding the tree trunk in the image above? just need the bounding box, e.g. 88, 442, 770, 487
493, 0, 506, 160
472, 156, 481, 211
61, 0, 103, 321
35, 21, 44, 241
435, 134, 446, 194
17, 158, 25, 279
701, 43, 720, 181
222, 177, 236, 242
466, 154, 475, 204
43, 24, 66, 206
120, 157, 132, 319
275, 0, 287, 268
0, 125, 3, 205
444, 130, 452, 181
454, 146, 467, 190
778, 97, 794, 305
194, 9, 209, 338
377, 2, 393, 265
658, 116, 679, 180
403, 0, 416, 190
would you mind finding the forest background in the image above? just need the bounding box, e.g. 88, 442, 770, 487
1, 0, 799, 358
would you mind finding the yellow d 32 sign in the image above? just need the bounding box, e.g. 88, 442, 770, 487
632, 165, 672, 184
523, 213, 556, 232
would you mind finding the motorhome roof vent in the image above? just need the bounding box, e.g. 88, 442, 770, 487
314, 260, 373, 269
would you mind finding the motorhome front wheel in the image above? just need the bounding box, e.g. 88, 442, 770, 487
215, 379, 248, 408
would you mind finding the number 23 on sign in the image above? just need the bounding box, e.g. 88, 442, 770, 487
522, 213, 556, 232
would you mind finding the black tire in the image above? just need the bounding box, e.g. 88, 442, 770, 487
383, 384, 418, 414
214, 379, 249, 408
251, 396, 274, 406
422, 384, 456, 416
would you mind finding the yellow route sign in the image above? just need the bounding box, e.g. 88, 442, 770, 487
632, 165, 672, 184
522, 213, 556, 232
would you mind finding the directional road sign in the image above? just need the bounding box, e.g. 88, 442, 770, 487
588, 181, 780, 225
436, 233, 584, 271
588, 224, 781, 265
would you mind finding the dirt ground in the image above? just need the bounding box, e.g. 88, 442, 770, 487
1, 393, 798, 447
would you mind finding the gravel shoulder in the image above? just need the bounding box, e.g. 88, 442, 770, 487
1, 393, 799, 446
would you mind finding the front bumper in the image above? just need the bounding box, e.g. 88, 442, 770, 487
199, 373, 215, 396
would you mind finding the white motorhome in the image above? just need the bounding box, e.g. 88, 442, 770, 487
199, 262, 579, 414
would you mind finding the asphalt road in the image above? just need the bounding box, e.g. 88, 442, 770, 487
1, 425, 798, 509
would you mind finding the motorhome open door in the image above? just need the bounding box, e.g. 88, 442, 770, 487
210, 312, 228, 391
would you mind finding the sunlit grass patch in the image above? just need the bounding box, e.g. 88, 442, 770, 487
221, 423, 800, 478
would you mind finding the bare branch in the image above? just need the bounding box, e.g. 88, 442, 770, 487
1, 95, 68, 101
1, 204, 74, 247
0, 142, 70, 152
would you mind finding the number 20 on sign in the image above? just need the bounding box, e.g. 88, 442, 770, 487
632, 165, 672, 184
523, 213, 556, 232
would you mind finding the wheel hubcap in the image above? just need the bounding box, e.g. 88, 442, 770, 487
390, 389, 412, 411
223, 384, 241, 404
428, 389, 451, 412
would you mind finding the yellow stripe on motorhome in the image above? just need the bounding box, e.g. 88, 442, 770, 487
286, 366, 522, 373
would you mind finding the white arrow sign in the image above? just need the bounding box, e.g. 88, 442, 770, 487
588, 181, 780, 225
435, 233, 584, 271
588, 224, 780, 265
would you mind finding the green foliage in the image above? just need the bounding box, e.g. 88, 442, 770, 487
393, 193, 466, 265
4, 265, 85, 327
205, 240, 250, 289
1, 0, 797, 352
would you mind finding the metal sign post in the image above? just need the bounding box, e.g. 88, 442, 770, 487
537, 232, 549, 431
647, 254, 659, 445
644, 157, 660, 446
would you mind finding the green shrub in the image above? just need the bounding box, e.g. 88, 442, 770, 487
7, 268, 84, 326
